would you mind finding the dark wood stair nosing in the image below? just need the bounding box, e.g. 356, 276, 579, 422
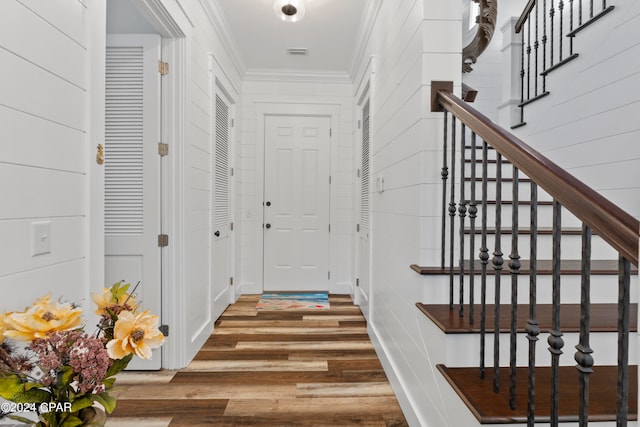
437, 364, 637, 424
416, 302, 638, 334
410, 260, 636, 276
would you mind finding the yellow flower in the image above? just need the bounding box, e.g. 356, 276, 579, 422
106, 310, 164, 360
92, 287, 136, 316
3, 294, 83, 341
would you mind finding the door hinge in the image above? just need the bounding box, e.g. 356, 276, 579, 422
328, 271, 331, 280
230, 277, 234, 285
230, 222, 234, 231
357, 169, 361, 178
328, 224, 331, 232
358, 120, 361, 129
357, 223, 360, 232
158, 61, 169, 75
329, 128, 332, 137
158, 143, 169, 156
329, 176, 332, 184
231, 118, 235, 127
356, 278, 360, 287
159, 324, 169, 337
158, 234, 169, 247
230, 167, 234, 177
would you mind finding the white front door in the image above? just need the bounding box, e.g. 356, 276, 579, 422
211, 92, 233, 319
104, 34, 162, 370
263, 116, 331, 291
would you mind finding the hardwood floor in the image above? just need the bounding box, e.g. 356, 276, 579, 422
108, 294, 409, 426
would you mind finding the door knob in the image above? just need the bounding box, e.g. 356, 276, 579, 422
265, 223, 271, 229
266, 201, 271, 207
214, 230, 220, 237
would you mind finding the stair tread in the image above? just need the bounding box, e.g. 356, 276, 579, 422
416, 303, 638, 334
438, 364, 637, 424
463, 200, 554, 205
464, 227, 585, 235
410, 260, 637, 276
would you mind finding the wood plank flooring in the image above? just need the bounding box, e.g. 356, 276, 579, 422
107, 294, 408, 426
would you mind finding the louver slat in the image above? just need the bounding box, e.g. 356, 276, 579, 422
105, 47, 144, 236
214, 94, 230, 230
361, 101, 370, 229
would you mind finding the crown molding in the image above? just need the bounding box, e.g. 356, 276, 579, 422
198, 0, 247, 79
349, 0, 383, 81
243, 68, 353, 84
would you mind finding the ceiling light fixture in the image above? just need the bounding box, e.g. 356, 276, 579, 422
273, 0, 306, 23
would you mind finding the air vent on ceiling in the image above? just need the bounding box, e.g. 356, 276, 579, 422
287, 48, 308, 55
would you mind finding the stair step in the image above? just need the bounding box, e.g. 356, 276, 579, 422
464, 227, 584, 235
463, 200, 554, 206
437, 364, 637, 424
416, 303, 638, 334
410, 260, 635, 276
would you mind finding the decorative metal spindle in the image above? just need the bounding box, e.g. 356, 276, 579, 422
579, 0, 583, 25
449, 117, 458, 311
569, 0, 575, 55
590, 0, 594, 19
493, 153, 504, 394
459, 125, 468, 317
468, 133, 478, 324
508, 166, 521, 410
527, 19, 532, 100
534, 1, 540, 96
548, 200, 564, 427
441, 112, 449, 269
542, 0, 548, 92
520, 30, 526, 123
559, 1, 565, 61
617, 256, 631, 426
550, 0, 556, 67
526, 182, 540, 427
575, 224, 593, 427
479, 140, 490, 379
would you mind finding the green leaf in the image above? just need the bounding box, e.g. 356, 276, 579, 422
12, 388, 52, 404
102, 377, 116, 389
7, 414, 37, 424
57, 365, 74, 387
105, 353, 133, 377
91, 392, 117, 414
70, 396, 93, 412
60, 414, 84, 427
0, 375, 24, 400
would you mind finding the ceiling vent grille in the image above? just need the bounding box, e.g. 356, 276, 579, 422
287, 48, 308, 55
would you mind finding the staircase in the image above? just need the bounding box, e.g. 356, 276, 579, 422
411, 80, 639, 425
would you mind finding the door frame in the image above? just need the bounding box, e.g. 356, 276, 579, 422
255, 103, 341, 293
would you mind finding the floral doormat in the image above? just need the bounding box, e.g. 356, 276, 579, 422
256, 292, 330, 310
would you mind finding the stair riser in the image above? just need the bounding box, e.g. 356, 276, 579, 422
422, 274, 639, 305
445, 331, 638, 367
462, 233, 619, 260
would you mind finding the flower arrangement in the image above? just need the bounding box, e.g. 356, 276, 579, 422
0, 281, 165, 426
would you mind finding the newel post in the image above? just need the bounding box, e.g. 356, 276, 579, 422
497, 16, 524, 128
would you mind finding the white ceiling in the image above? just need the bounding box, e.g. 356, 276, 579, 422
214, 0, 368, 77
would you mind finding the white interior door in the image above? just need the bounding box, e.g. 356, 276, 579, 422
211, 91, 232, 319
105, 34, 162, 370
357, 100, 371, 319
264, 116, 331, 291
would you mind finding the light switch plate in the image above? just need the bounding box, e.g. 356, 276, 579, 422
32, 221, 51, 256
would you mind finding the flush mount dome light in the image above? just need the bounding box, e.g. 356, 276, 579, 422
273, 0, 306, 23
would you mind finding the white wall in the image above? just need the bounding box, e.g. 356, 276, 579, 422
505, 0, 640, 220
238, 77, 354, 295
0, 0, 96, 312
351, 0, 464, 425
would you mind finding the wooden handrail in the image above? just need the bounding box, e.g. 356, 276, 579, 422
435, 88, 639, 265
515, 0, 536, 33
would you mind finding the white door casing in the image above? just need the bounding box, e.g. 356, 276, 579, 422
104, 34, 162, 370
263, 116, 331, 291
211, 89, 233, 320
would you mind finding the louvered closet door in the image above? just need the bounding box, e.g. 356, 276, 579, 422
211, 92, 232, 320
105, 34, 162, 370
358, 101, 371, 318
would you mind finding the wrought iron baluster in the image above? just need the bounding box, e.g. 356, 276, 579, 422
575, 224, 593, 427
527, 19, 532, 101
542, 0, 548, 91
479, 140, 490, 379
459, 125, 468, 317
548, 200, 564, 427
493, 152, 504, 394
534, 1, 540, 96
617, 256, 631, 426
509, 166, 521, 410
550, 0, 556, 67
590, 0, 594, 19
579, 0, 583, 25
442, 112, 449, 270
559, 1, 565, 62
469, 133, 478, 324
520, 29, 526, 123
526, 182, 540, 427
449, 117, 458, 311
569, 0, 575, 55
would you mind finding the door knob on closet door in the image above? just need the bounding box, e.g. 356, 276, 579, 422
266, 201, 271, 207
265, 223, 271, 229
214, 230, 220, 237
